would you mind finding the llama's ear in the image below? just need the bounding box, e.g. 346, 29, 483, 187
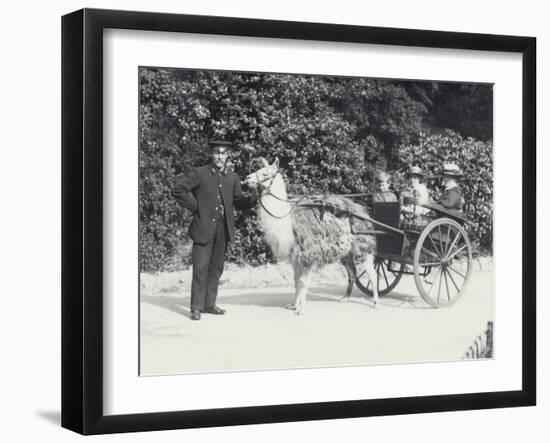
273, 157, 279, 168
260, 157, 269, 167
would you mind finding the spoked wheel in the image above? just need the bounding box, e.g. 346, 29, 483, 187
355, 257, 405, 297
413, 218, 473, 308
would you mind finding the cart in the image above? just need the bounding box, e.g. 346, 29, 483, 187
348, 198, 474, 308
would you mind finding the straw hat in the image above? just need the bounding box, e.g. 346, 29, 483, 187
406, 166, 424, 178
441, 163, 462, 177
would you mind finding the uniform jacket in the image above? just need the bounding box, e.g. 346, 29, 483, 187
439, 185, 464, 211
172, 164, 251, 244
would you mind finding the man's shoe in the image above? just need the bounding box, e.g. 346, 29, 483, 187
202, 306, 226, 315
190, 310, 201, 321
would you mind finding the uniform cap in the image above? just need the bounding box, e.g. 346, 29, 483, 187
208, 140, 234, 152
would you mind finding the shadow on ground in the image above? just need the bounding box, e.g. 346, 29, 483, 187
141, 294, 192, 319
141, 282, 431, 316
36, 410, 60, 426
305, 283, 430, 309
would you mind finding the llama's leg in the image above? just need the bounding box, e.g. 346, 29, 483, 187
286, 261, 301, 310
339, 257, 355, 302
362, 254, 379, 307
294, 270, 311, 315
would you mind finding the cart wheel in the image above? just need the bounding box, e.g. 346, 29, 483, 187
413, 218, 473, 308
355, 257, 405, 297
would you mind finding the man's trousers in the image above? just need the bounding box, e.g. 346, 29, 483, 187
190, 218, 228, 311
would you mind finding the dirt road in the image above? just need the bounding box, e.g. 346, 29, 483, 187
140, 266, 493, 376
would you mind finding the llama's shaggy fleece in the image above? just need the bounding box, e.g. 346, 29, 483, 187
291, 195, 376, 269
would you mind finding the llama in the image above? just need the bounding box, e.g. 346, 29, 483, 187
244, 157, 378, 315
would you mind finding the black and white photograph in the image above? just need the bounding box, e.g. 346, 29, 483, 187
139, 68, 494, 375
2, 0, 545, 440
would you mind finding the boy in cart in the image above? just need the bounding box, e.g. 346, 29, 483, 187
373, 170, 398, 202
438, 163, 465, 211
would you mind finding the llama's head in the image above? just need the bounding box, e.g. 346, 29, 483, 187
244, 157, 279, 191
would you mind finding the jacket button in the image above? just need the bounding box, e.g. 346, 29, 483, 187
212, 218, 215, 222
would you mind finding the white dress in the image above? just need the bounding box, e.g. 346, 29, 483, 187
403, 183, 430, 215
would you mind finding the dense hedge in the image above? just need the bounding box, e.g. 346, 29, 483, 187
139, 68, 493, 272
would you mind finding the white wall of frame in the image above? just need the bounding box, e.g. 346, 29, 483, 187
0, 1, 546, 442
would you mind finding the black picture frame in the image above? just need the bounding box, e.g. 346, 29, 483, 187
61, 8, 536, 435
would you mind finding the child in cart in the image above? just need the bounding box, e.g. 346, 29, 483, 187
438, 163, 465, 211
401, 166, 431, 230
373, 171, 398, 202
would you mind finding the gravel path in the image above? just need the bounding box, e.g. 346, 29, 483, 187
140, 268, 493, 376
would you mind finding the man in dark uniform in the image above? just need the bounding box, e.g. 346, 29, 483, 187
172, 140, 252, 321
438, 163, 464, 211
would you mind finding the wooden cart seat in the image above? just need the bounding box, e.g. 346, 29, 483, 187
373, 201, 403, 255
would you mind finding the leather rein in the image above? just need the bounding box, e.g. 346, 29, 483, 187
253, 171, 307, 219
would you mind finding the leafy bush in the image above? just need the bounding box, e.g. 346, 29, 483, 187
139, 68, 493, 271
